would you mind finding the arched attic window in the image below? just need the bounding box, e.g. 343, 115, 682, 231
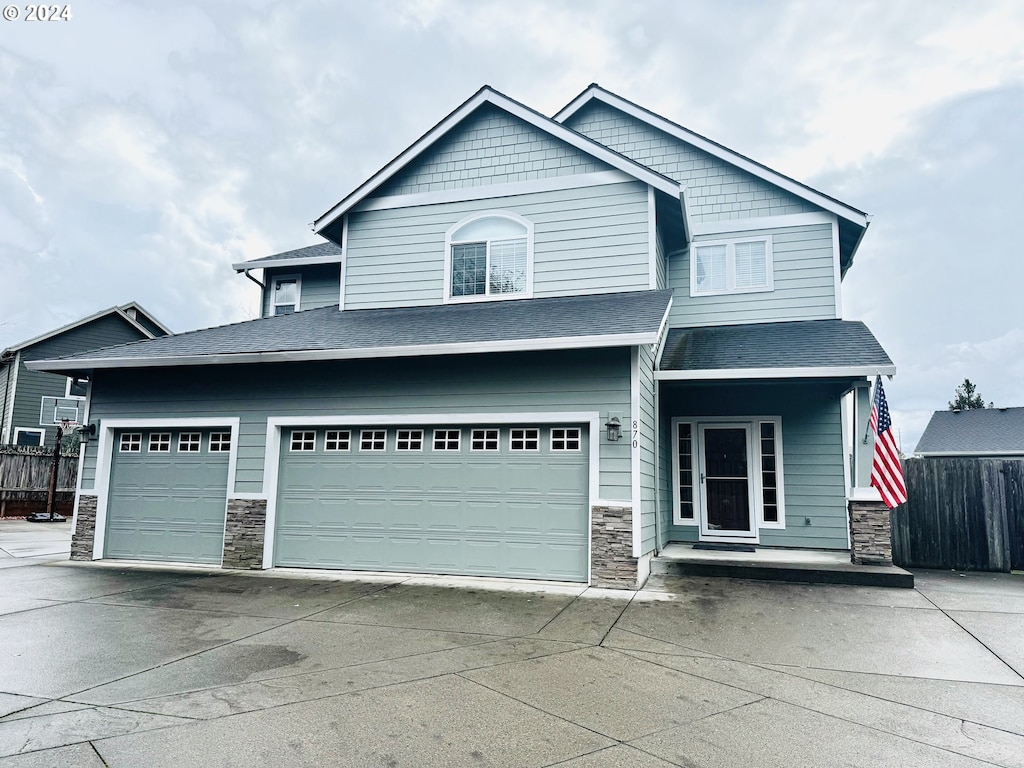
444, 212, 534, 302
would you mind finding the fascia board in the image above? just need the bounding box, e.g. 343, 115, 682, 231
232, 254, 344, 271
26, 331, 661, 372
312, 87, 681, 233
5, 306, 126, 353
656, 364, 897, 381
555, 86, 869, 228
119, 302, 173, 336
915, 450, 1024, 457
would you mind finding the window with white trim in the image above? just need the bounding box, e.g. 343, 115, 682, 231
119, 433, 142, 452
65, 377, 88, 398
209, 432, 232, 452
551, 427, 581, 451
445, 213, 533, 302
325, 430, 350, 451
149, 432, 171, 452
510, 428, 539, 451
396, 429, 424, 451
470, 429, 498, 451
290, 430, 315, 451
691, 236, 773, 296
360, 429, 386, 451
271, 275, 301, 316
433, 429, 460, 451
178, 432, 201, 452
14, 428, 44, 447
676, 422, 694, 521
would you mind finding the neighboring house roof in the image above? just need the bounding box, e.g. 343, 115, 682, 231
657, 320, 894, 380
0, 302, 169, 357
915, 408, 1024, 456
232, 241, 343, 271
28, 290, 674, 372
554, 84, 870, 273
311, 85, 684, 241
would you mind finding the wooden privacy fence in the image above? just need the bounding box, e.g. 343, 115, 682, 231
0, 446, 79, 517
892, 457, 1024, 572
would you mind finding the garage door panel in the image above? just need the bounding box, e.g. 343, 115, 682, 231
275, 424, 589, 581
105, 429, 229, 564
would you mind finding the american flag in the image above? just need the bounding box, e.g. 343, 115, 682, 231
870, 378, 907, 508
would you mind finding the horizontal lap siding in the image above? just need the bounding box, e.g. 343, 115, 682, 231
667, 224, 836, 327
14, 316, 151, 446
638, 344, 657, 555
662, 381, 848, 549
262, 264, 340, 316
565, 103, 818, 224
344, 182, 651, 308
81, 349, 633, 502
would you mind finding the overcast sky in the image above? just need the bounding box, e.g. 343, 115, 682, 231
1, 0, 1021, 451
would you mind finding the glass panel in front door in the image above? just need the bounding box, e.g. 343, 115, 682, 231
703, 427, 752, 533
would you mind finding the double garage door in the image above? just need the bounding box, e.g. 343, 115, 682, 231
105, 428, 231, 564
275, 423, 590, 581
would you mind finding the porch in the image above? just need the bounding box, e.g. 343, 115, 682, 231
650, 543, 913, 588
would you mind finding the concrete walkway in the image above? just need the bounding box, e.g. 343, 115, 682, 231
0, 536, 1021, 765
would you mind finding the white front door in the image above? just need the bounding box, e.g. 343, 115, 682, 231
696, 423, 758, 542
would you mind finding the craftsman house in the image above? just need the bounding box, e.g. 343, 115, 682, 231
31, 85, 894, 588
1, 304, 169, 447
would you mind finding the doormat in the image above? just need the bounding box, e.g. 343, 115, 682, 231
692, 543, 756, 553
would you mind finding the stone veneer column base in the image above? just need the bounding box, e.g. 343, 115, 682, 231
71, 495, 98, 561
591, 505, 637, 589
223, 498, 267, 569
848, 498, 893, 565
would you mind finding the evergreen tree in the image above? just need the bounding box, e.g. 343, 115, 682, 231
948, 378, 992, 410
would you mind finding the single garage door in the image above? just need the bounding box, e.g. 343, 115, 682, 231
105, 428, 231, 564
275, 424, 589, 581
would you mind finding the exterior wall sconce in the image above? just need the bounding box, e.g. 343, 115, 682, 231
77, 423, 97, 445
605, 416, 622, 442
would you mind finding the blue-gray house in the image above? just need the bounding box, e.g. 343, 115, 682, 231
31, 85, 895, 587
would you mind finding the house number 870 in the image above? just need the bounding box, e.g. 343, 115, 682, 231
632, 419, 639, 449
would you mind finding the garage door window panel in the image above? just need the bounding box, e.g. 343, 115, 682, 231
179, 432, 202, 452
325, 430, 351, 451
433, 429, 461, 451
396, 429, 424, 451
209, 432, 231, 452
290, 430, 315, 451
149, 433, 172, 453
361, 430, 386, 451
471, 429, 499, 451
120, 433, 142, 452
551, 428, 581, 451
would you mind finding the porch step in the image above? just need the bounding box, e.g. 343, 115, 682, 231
650, 545, 914, 588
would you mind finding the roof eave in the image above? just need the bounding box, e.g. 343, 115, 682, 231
555, 85, 869, 228
655, 364, 895, 381
312, 86, 681, 235
26, 330, 662, 373
232, 254, 345, 271
916, 450, 1024, 457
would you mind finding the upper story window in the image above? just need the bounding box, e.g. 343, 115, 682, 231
691, 236, 774, 296
444, 212, 533, 303
65, 377, 88, 399
271, 275, 301, 315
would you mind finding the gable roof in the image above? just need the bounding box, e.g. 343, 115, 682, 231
232, 241, 343, 271
658, 319, 894, 380
555, 84, 870, 272
27, 290, 674, 373
311, 86, 683, 241
915, 407, 1024, 456
1, 302, 169, 357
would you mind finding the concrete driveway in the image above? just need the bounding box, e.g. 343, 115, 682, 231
0, 532, 1021, 766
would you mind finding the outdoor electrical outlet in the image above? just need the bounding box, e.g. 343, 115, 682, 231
804, 517, 812, 525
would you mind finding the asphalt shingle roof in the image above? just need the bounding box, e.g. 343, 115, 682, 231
660, 319, 893, 371
35, 290, 673, 370
240, 241, 343, 265
915, 407, 1024, 455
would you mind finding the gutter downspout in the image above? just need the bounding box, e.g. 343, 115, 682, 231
239, 269, 267, 318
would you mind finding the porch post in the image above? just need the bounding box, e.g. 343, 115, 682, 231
848, 383, 892, 565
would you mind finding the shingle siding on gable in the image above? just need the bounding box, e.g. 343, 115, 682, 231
565, 103, 818, 223
345, 181, 651, 309
376, 105, 614, 197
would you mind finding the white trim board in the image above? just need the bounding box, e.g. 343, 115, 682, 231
29, 331, 663, 372
3, 304, 164, 354
312, 86, 682, 233
630, 347, 641, 557
554, 85, 869, 228
352, 171, 636, 213
259, 411, 605, 576
832, 216, 843, 318
690, 211, 834, 236
656, 364, 896, 381
91, 417, 241, 562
